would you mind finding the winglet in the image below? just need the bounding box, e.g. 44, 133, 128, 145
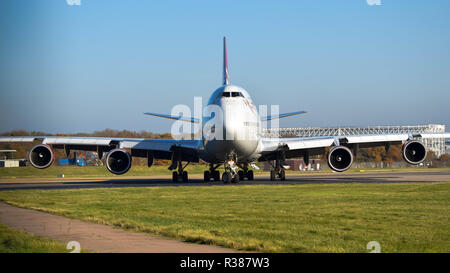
223, 37, 229, 85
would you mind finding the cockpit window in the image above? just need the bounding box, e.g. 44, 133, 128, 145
222, 92, 244, 98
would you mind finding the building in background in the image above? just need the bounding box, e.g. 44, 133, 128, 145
0, 150, 27, 168
59, 152, 86, 167
263, 159, 321, 171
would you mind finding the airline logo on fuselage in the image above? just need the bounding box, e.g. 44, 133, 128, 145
244, 98, 257, 113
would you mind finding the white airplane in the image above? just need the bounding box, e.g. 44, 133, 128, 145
1, 37, 449, 183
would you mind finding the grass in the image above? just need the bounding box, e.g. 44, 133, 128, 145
0, 182, 449, 252
0, 165, 448, 179
0, 222, 71, 253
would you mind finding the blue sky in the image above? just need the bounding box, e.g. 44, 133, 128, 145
1, 0, 449, 134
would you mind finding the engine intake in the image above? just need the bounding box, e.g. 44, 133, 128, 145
327, 145, 353, 172
106, 149, 132, 175
29, 144, 54, 169
402, 140, 426, 165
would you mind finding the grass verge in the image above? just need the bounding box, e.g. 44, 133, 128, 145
0, 182, 448, 252
0, 222, 70, 253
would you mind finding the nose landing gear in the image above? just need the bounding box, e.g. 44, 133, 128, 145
221, 154, 255, 184
223, 158, 239, 183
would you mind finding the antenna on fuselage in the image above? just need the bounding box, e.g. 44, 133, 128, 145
223, 37, 230, 85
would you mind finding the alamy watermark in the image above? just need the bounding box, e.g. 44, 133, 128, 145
367, 241, 381, 253
366, 0, 381, 6
66, 0, 81, 6
169, 97, 280, 141
66, 241, 81, 253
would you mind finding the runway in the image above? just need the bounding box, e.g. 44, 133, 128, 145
0, 171, 449, 191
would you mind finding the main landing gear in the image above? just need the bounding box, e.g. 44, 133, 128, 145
169, 153, 190, 182
270, 168, 285, 181
204, 164, 220, 182
269, 152, 288, 181
237, 163, 254, 181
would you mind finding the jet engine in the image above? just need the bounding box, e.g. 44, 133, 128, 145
105, 148, 132, 175
29, 144, 54, 169
327, 145, 354, 172
402, 140, 427, 165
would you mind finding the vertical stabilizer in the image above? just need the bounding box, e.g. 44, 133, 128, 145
223, 37, 229, 85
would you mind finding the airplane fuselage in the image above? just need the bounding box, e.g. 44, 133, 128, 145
201, 84, 261, 163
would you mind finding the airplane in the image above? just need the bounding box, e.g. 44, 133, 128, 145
1, 37, 449, 183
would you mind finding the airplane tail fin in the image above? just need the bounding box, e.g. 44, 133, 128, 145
223, 37, 229, 85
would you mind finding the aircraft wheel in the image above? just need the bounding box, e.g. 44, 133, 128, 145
182, 171, 188, 182
222, 172, 231, 184
280, 170, 286, 181
247, 170, 254, 181
213, 170, 220, 181
270, 170, 276, 181
232, 173, 240, 183
204, 171, 211, 182
238, 170, 245, 180
172, 171, 178, 182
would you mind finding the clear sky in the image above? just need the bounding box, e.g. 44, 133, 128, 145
1, 0, 449, 134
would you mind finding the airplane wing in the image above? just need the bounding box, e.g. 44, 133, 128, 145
260, 110, 307, 121
0, 136, 201, 162
259, 132, 450, 169
261, 132, 450, 153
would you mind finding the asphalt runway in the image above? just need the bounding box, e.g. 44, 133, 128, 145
0, 171, 449, 191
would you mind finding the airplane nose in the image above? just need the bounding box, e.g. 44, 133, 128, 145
203, 99, 258, 160
223, 103, 240, 140
220, 102, 258, 157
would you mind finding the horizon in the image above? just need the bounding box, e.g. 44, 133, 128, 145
1, 123, 447, 136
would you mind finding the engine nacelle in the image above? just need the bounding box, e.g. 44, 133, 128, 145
28, 144, 54, 169
327, 145, 354, 172
402, 140, 427, 165
105, 148, 132, 175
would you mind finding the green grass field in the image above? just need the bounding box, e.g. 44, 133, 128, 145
0, 182, 448, 252
0, 222, 71, 253
1, 165, 448, 179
